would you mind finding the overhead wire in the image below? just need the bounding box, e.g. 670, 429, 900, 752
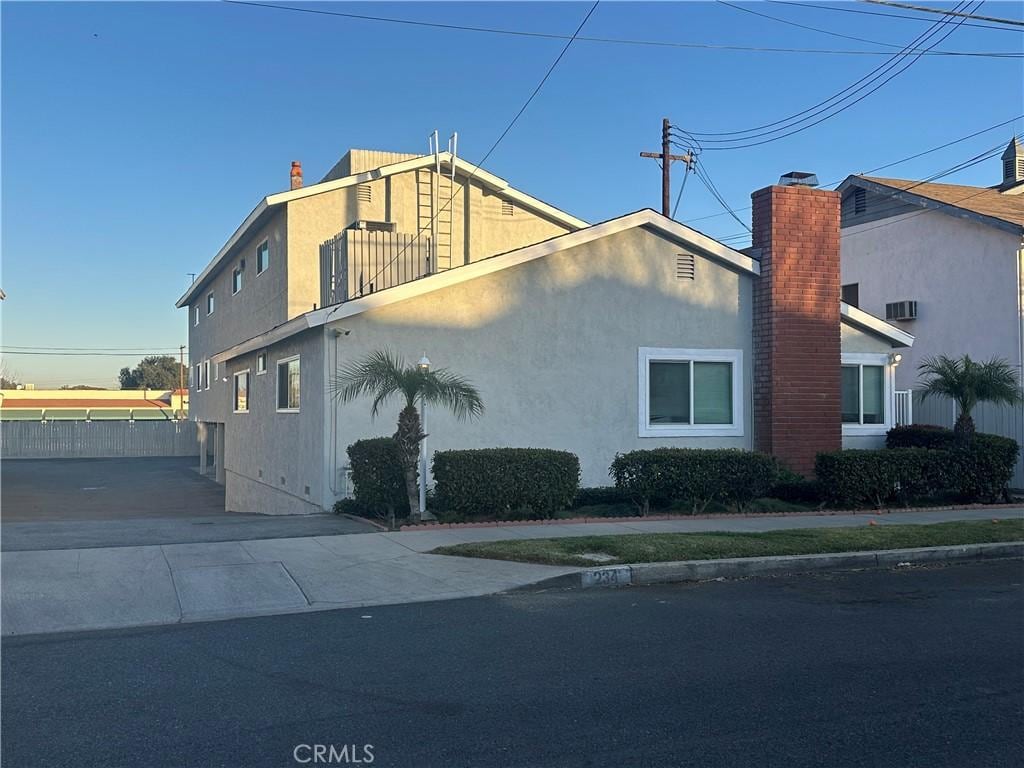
766, 0, 1022, 32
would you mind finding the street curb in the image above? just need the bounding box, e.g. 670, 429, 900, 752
520, 542, 1024, 591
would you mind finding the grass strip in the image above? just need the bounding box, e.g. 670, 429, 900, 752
432, 520, 1024, 567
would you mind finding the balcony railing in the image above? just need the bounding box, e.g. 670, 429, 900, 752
320, 227, 434, 307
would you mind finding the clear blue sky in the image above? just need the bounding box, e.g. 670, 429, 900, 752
2, 1, 1021, 388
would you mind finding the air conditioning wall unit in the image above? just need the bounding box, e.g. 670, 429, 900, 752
348, 220, 397, 233
885, 300, 918, 321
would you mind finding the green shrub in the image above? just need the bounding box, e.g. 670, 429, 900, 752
886, 424, 956, 450
770, 472, 824, 505
816, 448, 964, 508
432, 448, 580, 520
572, 486, 631, 509
333, 498, 368, 517
346, 437, 409, 524
610, 449, 780, 515
948, 434, 1019, 502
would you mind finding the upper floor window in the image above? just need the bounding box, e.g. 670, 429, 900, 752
232, 266, 243, 295
256, 241, 269, 275
206, 292, 215, 315
203, 360, 211, 391
638, 347, 744, 438
841, 353, 892, 434
256, 351, 267, 375
193, 306, 199, 327
277, 355, 300, 412
841, 283, 859, 308
233, 370, 250, 413
195, 363, 202, 391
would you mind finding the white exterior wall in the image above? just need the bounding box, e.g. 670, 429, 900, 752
841, 209, 1022, 389
323, 226, 755, 494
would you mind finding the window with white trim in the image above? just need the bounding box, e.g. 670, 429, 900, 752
206, 291, 215, 315
233, 370, 250, 413
256, 241, 269, 274
256, 351, 267, 375
193, 306, 199, 327
232, 266, 243, 295
277, 356, 300, 411
195, 363, 202, 391
638, 348, 744, 437
203, 360, 211, 391
841, 353, 892, 434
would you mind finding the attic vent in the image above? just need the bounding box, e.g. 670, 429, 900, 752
676, 253, 696, 281
853, 188, 867, 215
501, 200, 514, 217
885, 300, 917, 321
357, 184, 372, 203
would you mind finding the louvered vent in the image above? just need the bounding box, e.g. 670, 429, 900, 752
501, 200, 514, 216
676, 253, 696, 281
885, 300, 917, 321
853, 188, 867, 215
357, 185, 372, 203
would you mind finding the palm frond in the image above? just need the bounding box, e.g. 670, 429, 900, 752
420, 368, 485, 421
975, 357, 1023, 406
330, 348, 405, 417
917, 354, 1022, 415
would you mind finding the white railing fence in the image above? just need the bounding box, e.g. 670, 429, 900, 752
894, 390, 913, 426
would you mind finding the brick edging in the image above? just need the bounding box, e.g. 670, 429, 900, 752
398, 502, 1022, 532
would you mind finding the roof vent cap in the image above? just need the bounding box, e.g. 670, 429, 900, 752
778, 171, 819, 187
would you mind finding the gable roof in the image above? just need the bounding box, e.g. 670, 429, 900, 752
838, 175, 1024, 234
840, 302, 914, 348
176, 152, 588, 308
211, 209, 760, 364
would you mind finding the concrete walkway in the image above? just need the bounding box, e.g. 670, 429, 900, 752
3, 507, 1020, 637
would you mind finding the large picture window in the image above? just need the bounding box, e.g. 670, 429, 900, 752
277, 356, 300, 411
233, 370, 249, 413
639, 348, 743, 437
841, 354, 892, 434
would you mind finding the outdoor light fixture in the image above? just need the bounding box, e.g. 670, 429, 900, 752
890, 353, 903, 366
417, 354, 431, 372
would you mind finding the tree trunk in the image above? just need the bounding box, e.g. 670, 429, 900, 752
953, 411, 976, 447
395, 404, 426, 522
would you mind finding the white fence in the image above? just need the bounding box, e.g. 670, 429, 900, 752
1, 420, 198, 459
912, 392, 1024, 489
895, 390, 913, 426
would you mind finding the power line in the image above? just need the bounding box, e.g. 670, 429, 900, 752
356, 1, 600, 294
671, 163, 693, 219
220, 0, 1019, 56
767, 0, 1022, 32
860, 0, 1024, 27
671, 1, 983, 147
1, 345, 186, 352
694, 160, 753, 232
681, 114, 1022, 225
0, 351, 192, 357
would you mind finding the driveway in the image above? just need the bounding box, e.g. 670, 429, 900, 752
1, 457, 377, 550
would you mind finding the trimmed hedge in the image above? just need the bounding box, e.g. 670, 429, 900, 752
432, 448, 580, 519
609, 449, 780, 515
816, 435, 1020, 507
346, 437, 409, 521
886, 424, 956, 450
572, 486, 632, 509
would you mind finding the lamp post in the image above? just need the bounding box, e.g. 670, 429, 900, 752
417, 354, 431, 518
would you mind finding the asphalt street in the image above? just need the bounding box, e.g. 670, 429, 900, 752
3, 560, 1022, 768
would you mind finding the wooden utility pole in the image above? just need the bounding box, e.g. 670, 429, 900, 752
641, 118, 695, 218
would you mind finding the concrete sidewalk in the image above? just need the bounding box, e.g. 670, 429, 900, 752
3, 507, 1021, 637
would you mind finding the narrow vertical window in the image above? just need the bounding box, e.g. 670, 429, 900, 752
256, 241, 269, 274
233, 371, 249, 413
232, 266, 243, 295
276, 356, 300, 411
206, 292, 215, 315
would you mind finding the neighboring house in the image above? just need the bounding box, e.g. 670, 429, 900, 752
0, 388, 187, 421
838, 138, 1024, 391
176, 147, 587, 495
183, 159, 911, 515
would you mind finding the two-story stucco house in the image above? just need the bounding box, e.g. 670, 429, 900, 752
180, 150, 912, 515
838, 138, 1024, 390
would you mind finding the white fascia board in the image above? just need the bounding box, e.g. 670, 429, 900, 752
176, 199, 269, 308
840, 302, 915, 348
305, 209, 758, 328
211, 315, 313, 365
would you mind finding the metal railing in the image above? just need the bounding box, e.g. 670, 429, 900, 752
320, 228, 434, 307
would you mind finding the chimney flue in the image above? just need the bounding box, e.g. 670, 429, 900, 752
290, 161, 303, 190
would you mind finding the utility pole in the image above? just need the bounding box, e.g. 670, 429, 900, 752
641, 118, 695, 218
178, 345, 185, 420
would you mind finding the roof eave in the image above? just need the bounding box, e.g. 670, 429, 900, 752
841, 302, 915, 348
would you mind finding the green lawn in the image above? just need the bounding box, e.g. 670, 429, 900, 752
432, 519, 1024, 567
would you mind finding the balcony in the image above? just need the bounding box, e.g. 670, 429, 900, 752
320, 225, 436, 307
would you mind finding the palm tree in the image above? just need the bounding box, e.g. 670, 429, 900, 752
332, 349, 484, 521
917, 355, 1022, 444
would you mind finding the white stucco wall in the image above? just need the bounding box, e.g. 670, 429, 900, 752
841, 209, 1022, 390
322, 226, 755, 495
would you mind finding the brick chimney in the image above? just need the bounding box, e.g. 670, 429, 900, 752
751, 180, 842, 477
290, 161, 303, 190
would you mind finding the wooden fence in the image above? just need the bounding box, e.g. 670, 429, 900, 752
1, 420, 198, 459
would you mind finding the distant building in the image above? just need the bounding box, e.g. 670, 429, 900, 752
838, 138, 1024, 389
0, 388, 188, 421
